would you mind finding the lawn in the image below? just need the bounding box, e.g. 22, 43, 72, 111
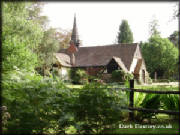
66, 84, 83, 89
135, 84, 179, 91
67, 82, 179, 90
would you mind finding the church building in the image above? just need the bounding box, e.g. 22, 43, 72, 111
53, 15, 149, 83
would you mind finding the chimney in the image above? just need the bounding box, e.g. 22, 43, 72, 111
67, 43, 78, 66
70, 53, 75, 66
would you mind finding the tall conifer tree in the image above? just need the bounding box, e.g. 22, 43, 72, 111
117, 20, 133, 43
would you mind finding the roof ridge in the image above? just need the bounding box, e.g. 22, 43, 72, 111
79, 43, 138, 48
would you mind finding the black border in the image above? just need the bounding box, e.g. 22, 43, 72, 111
0, 0, 2, 134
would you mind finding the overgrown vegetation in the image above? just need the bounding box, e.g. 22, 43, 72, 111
112, 70, 134, 82
69, 68, 88, 84
2, 2, 72, 134
133, 85, 179, 121
2, 69, 70, 134
72, 83, 128, 134
2, 69, 129, 134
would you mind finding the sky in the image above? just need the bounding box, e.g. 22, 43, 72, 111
42, 2, 178, 46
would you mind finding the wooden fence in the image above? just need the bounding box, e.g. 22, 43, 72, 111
69, 80, 179, 120
124, 80, 180, 120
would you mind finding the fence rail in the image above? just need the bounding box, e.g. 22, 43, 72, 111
71, 80, 179, 119
131, 88, 180, 94
127, 80, 179, 120
121, 107, 179, 115
114, 88, 180, 94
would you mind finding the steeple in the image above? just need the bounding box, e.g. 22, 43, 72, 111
70, 14, 80, 47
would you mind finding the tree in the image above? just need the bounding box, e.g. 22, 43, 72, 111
35, 28, 71, 75
36, 28, 60, 75
149, 17, 160, 37
2, 2, 71, 74
56, 28, 71, 49
2, 2, 43, 73
141, 35, 178, 79
172, 2, 179, 20
117, 20, 133, 43
169, 31, 179, 48
27, 2, 49, 30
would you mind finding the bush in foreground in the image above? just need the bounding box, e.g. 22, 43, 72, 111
72, 82, 128, 134
2, 69, 129, 134
112, 70, 133, 82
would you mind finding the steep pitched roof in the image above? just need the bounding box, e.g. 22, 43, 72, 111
54, 53, 71, 67
111, 57, 129, 73
58, 43, 138, 70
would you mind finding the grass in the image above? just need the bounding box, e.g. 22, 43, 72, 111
66, 82, 127, 89
66, 84, 83, 89
134, 84, 179, 108
66, 82, 179, 90
135, 85, 179, 91
135, 83, 179, 91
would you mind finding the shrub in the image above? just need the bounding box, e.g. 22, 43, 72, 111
161, 94, 179, 120
69, 68, 88, 84
161, 94, 179, 119
138, 94, 161, 121
112, 70, 133, 82
3, 69, 135, 134
2, 69, 72, 134
72, 82, 128, 134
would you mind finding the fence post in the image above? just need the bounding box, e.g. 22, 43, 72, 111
129, 79, 134, 120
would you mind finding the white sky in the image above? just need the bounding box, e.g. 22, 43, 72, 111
42, 2, 178, 46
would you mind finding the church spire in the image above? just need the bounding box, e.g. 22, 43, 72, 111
70, 14, 80, 47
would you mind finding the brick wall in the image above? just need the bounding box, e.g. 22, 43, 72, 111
86, 67, 104, 76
